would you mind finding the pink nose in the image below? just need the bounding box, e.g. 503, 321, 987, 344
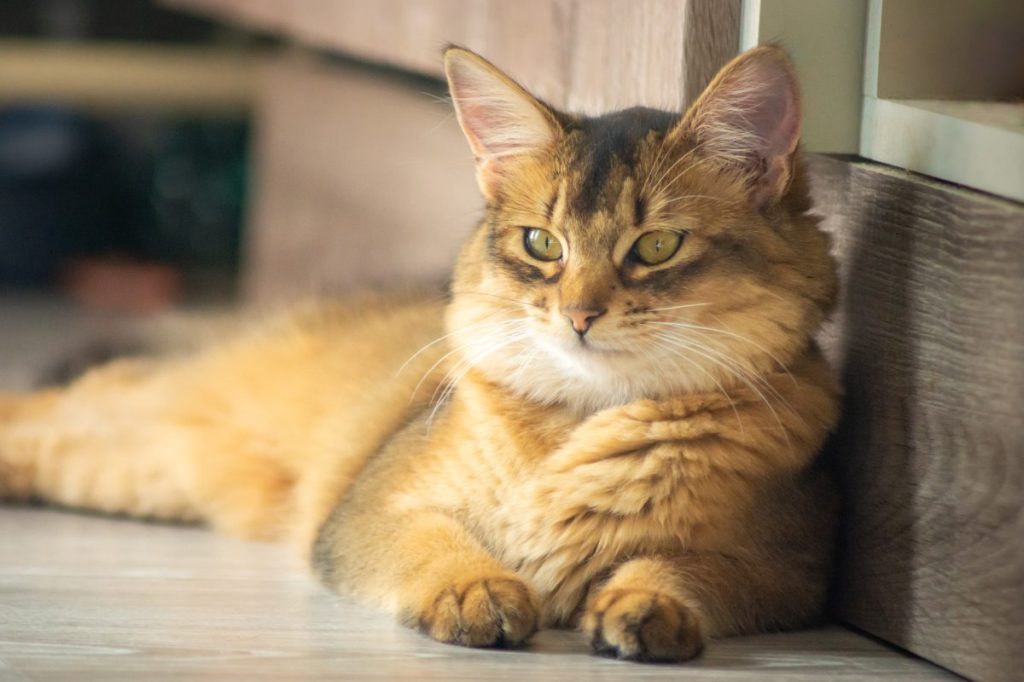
562, 308, 605, 336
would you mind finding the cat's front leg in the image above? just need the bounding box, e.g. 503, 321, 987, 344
580, 557, 704, 662
580, 549, 828, 662
314, 506, 540, 648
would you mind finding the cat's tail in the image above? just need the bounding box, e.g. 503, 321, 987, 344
0, 366, 204, 525
0, 359, 297, 541
0, 390, 59, 500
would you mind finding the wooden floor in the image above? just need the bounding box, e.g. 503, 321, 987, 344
0, 509, 955, 681
0, 296, 956, 681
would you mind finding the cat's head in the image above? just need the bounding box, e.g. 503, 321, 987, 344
443, 46, 836, 413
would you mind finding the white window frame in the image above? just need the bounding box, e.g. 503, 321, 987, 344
741, 0, 1024, 203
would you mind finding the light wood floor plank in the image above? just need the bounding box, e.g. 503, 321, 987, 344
0, 509, 954, 681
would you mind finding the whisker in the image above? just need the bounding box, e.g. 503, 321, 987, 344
659, 193, 736, 207
645, 140, 705, 200
426, 330, 532, 429
409, 318, 527, 400
396, 315, 523, 378
648, 333, 744, 433
647, 153, 733, 210
648, 320, 796, 385
646, 302, 710, 313
451, 290, 544, 309
639, 137, 677, 199
645, 325, 793, 453
510, 346, 540, 386
652, 323, 798, 415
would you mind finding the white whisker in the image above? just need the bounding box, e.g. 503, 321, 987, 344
395, 314, 517, 378
646, 302, 710, 313
649, 320, 796, 386
644, 324, 793, 454
426, 329, 532, 430
409, 318, 527, 401
652, 322, 798, 416
648, 333, 745, 433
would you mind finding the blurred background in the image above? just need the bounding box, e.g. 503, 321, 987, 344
0, 0, 256, 310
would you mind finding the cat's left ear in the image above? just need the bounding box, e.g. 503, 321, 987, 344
673, 46, 801, 208
444, 46, 562, 200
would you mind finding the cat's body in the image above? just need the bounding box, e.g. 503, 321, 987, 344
0, 46, 840, 662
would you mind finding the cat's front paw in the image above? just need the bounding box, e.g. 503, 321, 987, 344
417, 574, 539, 648
582, 588, 703, 662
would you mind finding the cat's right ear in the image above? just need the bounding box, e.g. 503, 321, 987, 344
443, 46, 561, 200
672, 45, 801, 208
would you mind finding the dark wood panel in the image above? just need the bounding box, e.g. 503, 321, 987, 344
808, 155, 1024, 682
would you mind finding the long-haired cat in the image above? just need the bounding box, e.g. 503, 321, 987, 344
0, 45, 839, 662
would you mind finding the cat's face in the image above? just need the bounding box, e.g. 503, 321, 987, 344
443, 47, 836, 413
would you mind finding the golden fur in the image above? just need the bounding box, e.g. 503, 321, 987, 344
0, 46, 839, 662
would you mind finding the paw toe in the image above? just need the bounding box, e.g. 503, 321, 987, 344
584, 589, 703, 662
420, 575, 539, 648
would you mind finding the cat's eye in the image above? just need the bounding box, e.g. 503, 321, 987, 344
523, 228, 563, 261
631, 230, 683, 265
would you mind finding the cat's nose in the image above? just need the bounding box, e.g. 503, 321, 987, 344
562, 307, 606, 336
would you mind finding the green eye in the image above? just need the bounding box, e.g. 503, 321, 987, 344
523, 228, 563, 261
631, 230, 683, 265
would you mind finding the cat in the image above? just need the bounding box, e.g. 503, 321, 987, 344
0, 44, 839, 663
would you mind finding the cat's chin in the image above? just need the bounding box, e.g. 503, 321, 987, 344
445, 309, 721, 414
473, 333, 711, 415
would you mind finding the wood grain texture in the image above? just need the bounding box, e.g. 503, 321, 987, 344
242, 55, 480, 302
808, 154, 1024, 682
681, 0, 742, 107
470, 0, 576, 108
566, 0, 738, 114
0, 507, 956, 681
162, 0, 740, 114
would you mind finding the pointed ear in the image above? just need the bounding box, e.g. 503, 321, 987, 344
676, 46, 801, 207
443, 46, 561, 200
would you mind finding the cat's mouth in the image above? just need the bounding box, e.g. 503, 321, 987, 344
570, 336, 631, 357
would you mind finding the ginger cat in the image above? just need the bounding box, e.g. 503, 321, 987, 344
0, 45, 839, 662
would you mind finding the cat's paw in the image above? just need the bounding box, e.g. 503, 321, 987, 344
417, 575, 540, 648
582, 588, 703, 662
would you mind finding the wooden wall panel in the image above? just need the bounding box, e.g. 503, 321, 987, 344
808, 155, 1024, 682
470, 0, 576, 108
567, 0, 692, 113
680, 0, 743, 106
243, 55, 480, 302
163, 0, 739, 114
568, 0, 739, 114
285, 0, 475, 77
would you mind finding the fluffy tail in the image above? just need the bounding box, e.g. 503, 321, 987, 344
0, 364, 205, 524
0, 357, 302, 542
0, 390, 58, 500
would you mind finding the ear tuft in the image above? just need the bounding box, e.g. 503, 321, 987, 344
443, 47, 560, 198
679, 46, 801, 207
